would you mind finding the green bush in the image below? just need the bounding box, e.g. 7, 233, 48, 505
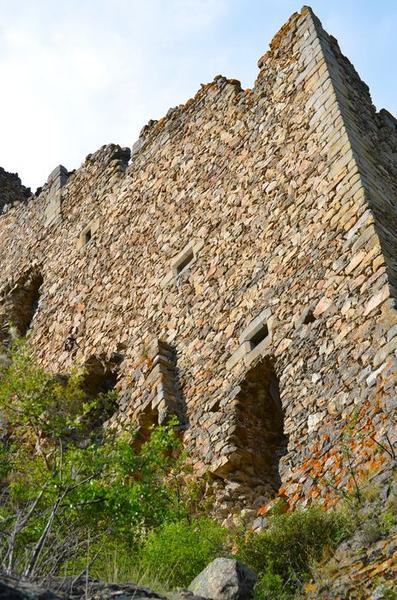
0, 340, 188, 577
237, 506, 350, 598
0, 339, 359, 595
138, 517, 229, 588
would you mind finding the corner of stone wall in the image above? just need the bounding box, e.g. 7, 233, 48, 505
305, 8, 397, 311
44, 165, 69, 227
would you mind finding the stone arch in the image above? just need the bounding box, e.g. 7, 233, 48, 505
223, 357, 288, 500
0, 270, 43, 343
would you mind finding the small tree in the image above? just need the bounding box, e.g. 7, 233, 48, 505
0, 340, 186, 579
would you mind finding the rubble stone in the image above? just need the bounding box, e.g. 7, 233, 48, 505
0, 8, 396, 514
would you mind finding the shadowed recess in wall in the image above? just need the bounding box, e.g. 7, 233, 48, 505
81, 355, 120, 428
132, 340, 189, 448
134, 403, 160, 450
0, 270, 43, 343
166, 342, 189, 429
225, 357, 288, 499
150, 340, 189, 424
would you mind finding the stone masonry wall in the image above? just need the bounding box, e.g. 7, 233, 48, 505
0, 167, 30, 214
0, 7, 396, 516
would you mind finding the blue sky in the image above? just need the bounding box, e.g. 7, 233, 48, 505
0, 0, 395, 190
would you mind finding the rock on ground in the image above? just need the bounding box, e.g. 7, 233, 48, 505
0, 575, 165, 600
0, 558, 257, 600
0, 575, 64, 599
0, 575, 209, 600
188, 558, 257, 600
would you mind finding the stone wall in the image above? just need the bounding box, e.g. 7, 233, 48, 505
0, 167, 30, 214
0, 7, 396, 515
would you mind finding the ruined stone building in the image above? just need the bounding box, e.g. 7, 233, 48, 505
0, 7, 396, 515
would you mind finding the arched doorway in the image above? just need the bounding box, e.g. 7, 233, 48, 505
218, 357, 288, 503
0, 270, 43, 343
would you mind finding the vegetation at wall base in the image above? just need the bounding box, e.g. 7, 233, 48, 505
138, 517, 229, 589
0, 340, 193, 579
0, 340, 395, 599
237, 506, 352, 599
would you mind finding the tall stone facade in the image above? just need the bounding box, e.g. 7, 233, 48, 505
0, 7, 396, 515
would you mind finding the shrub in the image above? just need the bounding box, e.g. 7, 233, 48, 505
138, 517, 229, 589
0, 340, 187, 577
237, 506, 350, 598
0, 340, 358, 594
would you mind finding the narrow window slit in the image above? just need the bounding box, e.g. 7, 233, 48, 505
84, 229, 92, 244
249, 323, 269, 349
176, 248, 194, 275
303, 310, 315, 325
78, 220, 99, 249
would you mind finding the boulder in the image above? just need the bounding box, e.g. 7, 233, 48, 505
188, 558, 256, 600
0, 575, 166, 600
57, 577, 166, 599
0, 575, 64, 599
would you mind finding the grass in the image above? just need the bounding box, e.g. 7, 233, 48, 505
138, 517, 229, 589
76, 504, 355, 599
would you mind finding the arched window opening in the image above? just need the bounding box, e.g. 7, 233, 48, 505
0, 271, 43, 343
82, 356, 118, 396
223, 357, 288, 501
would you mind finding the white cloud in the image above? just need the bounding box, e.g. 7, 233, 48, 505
0, 0, 229, 189
0, 0, 395, 190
